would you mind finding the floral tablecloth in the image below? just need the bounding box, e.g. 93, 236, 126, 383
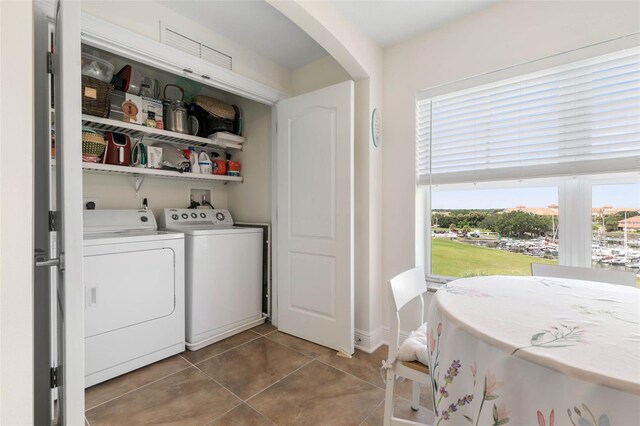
426, 276, 640, 426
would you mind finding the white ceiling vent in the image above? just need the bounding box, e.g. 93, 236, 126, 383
161, 25, 232, 71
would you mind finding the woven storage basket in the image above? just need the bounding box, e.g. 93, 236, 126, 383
193, 95, 235, 119
82, 75, 113, 118
82, 131, 106, 157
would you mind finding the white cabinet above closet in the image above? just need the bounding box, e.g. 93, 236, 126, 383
80, 13, 287, 106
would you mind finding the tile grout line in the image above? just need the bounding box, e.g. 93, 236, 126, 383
85, 364, 193, 412
86, 331, 266, 412
313, 355, 433, 412
247, 405, 278, 426
307, 360, 386, 425
255, 328, 277, 337
262, 332, 327, 360
359, 399, 385, 426
244, 356, 315, 403
188, 330, 317, 424
202, 402, 277, 426
313, 356, 390, 391
190, 359, 278, 426
190, 358, 247, 403
261, 330, 431, 410
243, 357, 316, 423
183, 331, 264, 366
199, 399, 244, 426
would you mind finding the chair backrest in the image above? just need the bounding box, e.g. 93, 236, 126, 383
531, 263, 637, 287
387, 267, 427, 358
388, 267, 428, 313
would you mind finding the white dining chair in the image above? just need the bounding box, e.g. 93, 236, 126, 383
383, 267, 430, 426
531, 263, 637, 286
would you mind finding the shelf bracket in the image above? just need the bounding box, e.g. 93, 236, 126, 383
133, 175, 145, 197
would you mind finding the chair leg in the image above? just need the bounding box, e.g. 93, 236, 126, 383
383, 368, 396, 426
411, 380, 420, 411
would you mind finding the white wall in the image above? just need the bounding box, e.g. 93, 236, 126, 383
291, 54, 350, 96
381, 0, 640, 331
0, 1, 34, 423
226, 96, 273, 224
83, 172, 229, 214
81, 0, 292, 95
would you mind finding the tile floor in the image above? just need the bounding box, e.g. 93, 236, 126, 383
85, 323, 434, 425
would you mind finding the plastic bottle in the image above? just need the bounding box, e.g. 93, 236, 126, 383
226, 153, 241, 177
189, 147, 200, 173
198, 151, 212, 174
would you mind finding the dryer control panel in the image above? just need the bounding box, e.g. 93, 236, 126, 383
159, 208, 234, 228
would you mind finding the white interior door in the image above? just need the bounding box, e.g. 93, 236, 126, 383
53, 0, 84, 423
276, 81, 354, 354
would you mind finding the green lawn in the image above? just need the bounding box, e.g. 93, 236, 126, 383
431, 238, 557, 277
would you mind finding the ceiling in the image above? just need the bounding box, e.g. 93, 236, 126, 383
157, 0, 328, 69
157, 0, 500, 70
331, 0, 501, 47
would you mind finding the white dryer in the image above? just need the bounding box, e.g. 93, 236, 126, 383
159, 208, 264, 351
83, 209, 185, 387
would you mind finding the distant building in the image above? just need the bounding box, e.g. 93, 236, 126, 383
618, 215, 640, 230
593, 207, 639, 217
503, 206, 558, 216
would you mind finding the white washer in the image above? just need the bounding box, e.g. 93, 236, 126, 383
159, 208, 264, 351
83, 210, 185, 387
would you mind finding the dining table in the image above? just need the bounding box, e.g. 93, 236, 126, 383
426, 275, 640, 426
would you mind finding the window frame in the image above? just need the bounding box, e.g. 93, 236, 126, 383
419, 173, 640, 286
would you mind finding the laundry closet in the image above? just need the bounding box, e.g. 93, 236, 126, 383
78, 13, 280, 382
35, 2, 355, 423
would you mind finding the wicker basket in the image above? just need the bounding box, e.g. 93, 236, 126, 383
82, 75, 113, 118
82, 130, 106, 158
193, 95, 236, 119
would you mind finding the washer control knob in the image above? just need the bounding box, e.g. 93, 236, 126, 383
140, 216, 148, 222
171, 214, 179, 220
200, 213, 206, 218
216, 212, 225, 221
181, 213, 188, 219
191, 213, 197, 218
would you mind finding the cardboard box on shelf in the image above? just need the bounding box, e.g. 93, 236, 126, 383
141, 97, 164, 129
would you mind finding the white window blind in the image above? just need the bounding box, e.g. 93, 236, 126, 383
416, 47, 640, 186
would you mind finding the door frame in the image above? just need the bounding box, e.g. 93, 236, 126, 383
271, 108, 280, 327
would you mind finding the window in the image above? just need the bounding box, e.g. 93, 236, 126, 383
416, 41, 640, 284
430, 185, 559, 278
592, 183, 640, 285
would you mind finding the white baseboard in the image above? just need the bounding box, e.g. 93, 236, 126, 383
354, 327, 414, 353
382, 326, 411, 346
354, 327, 384, 353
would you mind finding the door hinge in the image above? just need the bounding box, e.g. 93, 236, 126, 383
49, 211, 57, 232
46, 52, 54, 75
50, 366, 61, 389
